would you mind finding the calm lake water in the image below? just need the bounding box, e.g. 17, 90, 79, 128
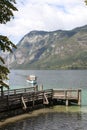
1, 70, 87, 130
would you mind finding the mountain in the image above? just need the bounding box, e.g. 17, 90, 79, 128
9, 25, 87, 69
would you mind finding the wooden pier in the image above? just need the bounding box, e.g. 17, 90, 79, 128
53, 89, 81, 106
0, 86, 81, 119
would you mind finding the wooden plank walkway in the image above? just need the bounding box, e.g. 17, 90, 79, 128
0, 86, 81, 114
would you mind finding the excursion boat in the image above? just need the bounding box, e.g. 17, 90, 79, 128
26, 75, 37, 84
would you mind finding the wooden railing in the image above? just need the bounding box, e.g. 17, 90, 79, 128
53, 89, 81, 99
53, 89, 81, 106
0, 86, 38, 96
0, 88, 81, 112
0, 88, 53, 112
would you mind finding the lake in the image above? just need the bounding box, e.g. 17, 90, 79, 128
1, 70, 87, 130
9, 70, 87, 89
9, 70, 87, 105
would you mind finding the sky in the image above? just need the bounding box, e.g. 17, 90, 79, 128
1, 0, 87, 44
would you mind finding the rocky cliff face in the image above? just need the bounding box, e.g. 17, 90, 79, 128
9, 25, 87, 69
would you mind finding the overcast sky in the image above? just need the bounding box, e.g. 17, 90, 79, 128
1, 0, 87, 44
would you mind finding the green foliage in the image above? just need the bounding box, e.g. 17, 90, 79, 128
0, 65, 10, 88
85, 0, 87, 5
0, 35, 17, 52
0, 0, 18, 24
0, 0, 17, 89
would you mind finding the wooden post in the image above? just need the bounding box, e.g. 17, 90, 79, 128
32, 93, 35, 107
14, 89, 16, 94
1, 86, 4, 97
24, 88, 26, 93
65, 90, 67, 99
65, 90, 69, 106
66, 99, 69, 106
7, 95, 9, 110
78, 89, 81, 106
33, 100, 34, 107
34, 85, 38, 91
40, 84, 43, 91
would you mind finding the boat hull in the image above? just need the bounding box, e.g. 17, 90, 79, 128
26, 80, 37, 84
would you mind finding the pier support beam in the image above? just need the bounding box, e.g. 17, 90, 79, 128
21, 96, 27, 110
66, 99, 69, 106
34, 85, 38, 91
39, 85, 43, 91
78, 90, 81, 106
43, 93, 49, 104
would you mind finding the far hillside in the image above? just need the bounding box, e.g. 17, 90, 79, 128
7, 25, 87, 69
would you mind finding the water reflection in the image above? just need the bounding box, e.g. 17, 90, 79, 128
1, 111, 87, 130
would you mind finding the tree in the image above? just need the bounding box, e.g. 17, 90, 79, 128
85, 0, 87, 4
0, 0, 18, 96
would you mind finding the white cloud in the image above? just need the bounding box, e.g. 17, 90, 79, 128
0, 0, 87, 44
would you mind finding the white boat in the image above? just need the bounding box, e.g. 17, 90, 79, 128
26, 75, 37, 84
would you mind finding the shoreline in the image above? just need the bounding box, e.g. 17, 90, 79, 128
0, 105, 85, 128
0, 107, 54, 127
